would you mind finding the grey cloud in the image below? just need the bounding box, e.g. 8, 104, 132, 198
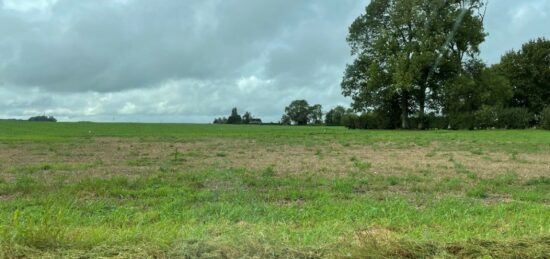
480, 0, 550, 64
0, 0, 347, 93
0, 0, 548, 122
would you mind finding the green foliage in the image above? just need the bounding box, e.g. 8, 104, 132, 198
498, 38, 550, 115
280, 114, 291, 125
227, 107, 242, 124
213, 117, 227, 124
283, 100, 324, 125
325, 106, 346, 126
284, 100, 310, 125
466, 185, 489, 198
343, 0, 487, 129
474, 106, 499, 129
28, 115, 57, 122
498, 107, 532, 129
443, 63, 514, 129
308, 104, 323, 125
341, 113, 359, 129
215, 109, 262, 125
540, 106, 550, 130
242, 112, 252, 124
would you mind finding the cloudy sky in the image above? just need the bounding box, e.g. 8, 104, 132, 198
0, 0, 548, 123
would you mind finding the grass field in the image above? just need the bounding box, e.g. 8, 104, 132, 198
0, 121, 549, 258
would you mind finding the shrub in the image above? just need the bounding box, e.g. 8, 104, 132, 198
498, 107, 532, 129
474, 106, 499, 129
426, 113, 449, 129
354, 113, 369, 129
448, 113, 476, 130
365, 112, 392, 129
342, 113, 359, 129
540, 106, 550, 130
343, 112, 394, 130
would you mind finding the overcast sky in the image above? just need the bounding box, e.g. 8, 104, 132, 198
0, 0, 548, 123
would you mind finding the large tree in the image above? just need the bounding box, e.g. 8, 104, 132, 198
342, 0, 486, 129
497, 38, 550, 115
308, 104, 323, 124
284, 100, 311, 125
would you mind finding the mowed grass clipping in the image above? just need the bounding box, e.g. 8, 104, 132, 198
0, 121, 549, 258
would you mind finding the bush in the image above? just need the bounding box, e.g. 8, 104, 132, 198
498, 107, 532, 129
354, 113, 369, 129
474, 106, 499, 129
448, 113, 476, 130
540, 107, 550, 130
364, 112, 392, 129
425, 113, 449, 129
343, 112, 395, 130
342, 114, 359, 129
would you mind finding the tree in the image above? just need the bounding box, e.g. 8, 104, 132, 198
242, 112, 252, 124
280, 114, 291, 125
28, 115, 57, 122
442, 61, 512, 129
308, 104, 323, 124
325, 106, 347, 126
227, 107, 242, 124
213, 117, 227, 124
342, 0, 487, 129
284, 100, 310, 125
541, 106, 550, 130
497, 38, 550, 116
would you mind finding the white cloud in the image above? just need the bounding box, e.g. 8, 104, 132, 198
2, 0, 58, 12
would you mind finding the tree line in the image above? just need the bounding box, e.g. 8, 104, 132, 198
340, 0, 550, 130
234, 0, 550, 130
28, 115, 57, 122
213, 108, 262, 124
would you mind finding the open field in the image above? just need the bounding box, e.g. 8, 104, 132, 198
0, 121, 549, 258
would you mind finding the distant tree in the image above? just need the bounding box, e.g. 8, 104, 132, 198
497, 38, 550, 116
213, 117, 227, 124
227, 107, 242, 124
250, 118, 262, 124
308, 104, 323, 124
28, 115, 57, 122
242, 112, 252, 124
284, 100, 310, 125
325, 106, 346, 126
280, 114, 292, 125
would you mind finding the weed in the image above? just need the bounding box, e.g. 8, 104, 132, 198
466, 185, 489, 198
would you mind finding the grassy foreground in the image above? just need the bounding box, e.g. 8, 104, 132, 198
0, 122, 549, 258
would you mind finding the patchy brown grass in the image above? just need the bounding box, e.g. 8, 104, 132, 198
1, 137, 548, 183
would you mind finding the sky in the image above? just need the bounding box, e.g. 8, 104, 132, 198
0, 0, 548, 123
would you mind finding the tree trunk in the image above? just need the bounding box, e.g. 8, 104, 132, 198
418, 85, 427, 130
401, 93, 409, 129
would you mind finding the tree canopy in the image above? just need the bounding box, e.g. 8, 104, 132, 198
283, 100, 324, 125
342, 0, 487, 129
28, 115, 57, 122
497, 38, 550, 115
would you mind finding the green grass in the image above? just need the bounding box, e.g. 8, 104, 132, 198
0, 121, 549, 258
